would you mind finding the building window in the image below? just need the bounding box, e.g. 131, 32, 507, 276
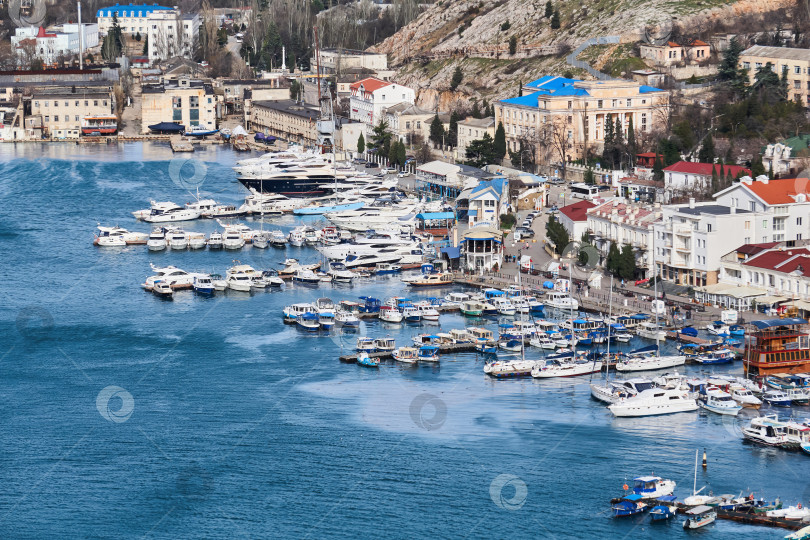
45, 116, 49, 122
94, 100, 98, 106
75, 101, 79, 106
84, 101, 88, 106
796, 65, 802, 74
172, 97, 182, 108
75, 115, 78, 121
54, 101, 58, 107
567, 115, 572, 124
707, 224, 712, 232
189, 96, 199, 107
763, 219, 768, 228
103, 100, 108, 106
44, 101, 49, 107
34, 101, 39, 107
798, 217, 803, 226
567, 101, 572, 108
626, 99, 631, 107
597, 100, 603, 108
54, 115, 59, 121
750, 201, 756, 211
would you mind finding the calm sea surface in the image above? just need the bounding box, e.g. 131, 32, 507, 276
0, 143, 806, 539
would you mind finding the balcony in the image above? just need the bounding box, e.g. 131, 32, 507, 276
674, 226, 692, 236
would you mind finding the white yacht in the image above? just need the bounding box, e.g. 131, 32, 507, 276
609, 387, 698, 417
544, 291, 579, 310
207, 231, 223, 249
143, 264, 202, 290
531, 358, 603, 378
146, 228, 168, 251
238, 189, 308, 215
379, 305, 404, 323
729, 384, 762, 409
188, 232, 207, 249
94, 225, 148, 246
317, 232, 417, 260
483, 359, 537, 378
615, 346, 686, 372
223, 229, 245, 250
326, 262, 355, 283
590, 378, 657, 404
135, 201, 201, 223
491, 297, 517, 316
270, 230, 287, 246
636, 321, 668, 341
167, 229, 189, 249
698, 388, 742, 415
226, 272, 253, 292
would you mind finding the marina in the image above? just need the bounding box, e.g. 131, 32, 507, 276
3, 142, 809, 539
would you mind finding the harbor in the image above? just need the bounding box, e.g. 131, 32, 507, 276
3, 142, 809, 539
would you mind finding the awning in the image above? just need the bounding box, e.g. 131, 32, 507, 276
793, 300, 810, 312
416, 212, 455, 220
751, 317, 808, 329
755, 295, 789, 305
440, 246, 460, 258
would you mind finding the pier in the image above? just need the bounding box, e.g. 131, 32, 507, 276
339, 342, 478, 363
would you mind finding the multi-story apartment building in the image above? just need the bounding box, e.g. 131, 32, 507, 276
586, 199, 661, 278
652, 200, 768, 287
28, 89, 115, 139
349, 77, 414, 128
249, 99, 320, 146
663, 161, 750, 195
96, 3, 172, 36
714, 176, 810, 242
141, 78, 216, 133
382, 102, 439, 145
312, 48, 390, 76
739, 45, 810, 106
495, 76, 669, 165
96, 4, 199, 62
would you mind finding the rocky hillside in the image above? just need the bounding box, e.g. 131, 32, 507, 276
371, 0, 796, 109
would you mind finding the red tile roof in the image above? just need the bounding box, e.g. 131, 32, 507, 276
743, 178, 807, 205
743, 248, 810, 273
737, 242, 779, 256
349, 77, 390, 93
636, 152, 658, 158
691, 39, 708, 47
559, 200, 596, 222
664, 161, 751, 178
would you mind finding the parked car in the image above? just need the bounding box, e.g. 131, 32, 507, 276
397, 171, 411, 178
545, 205, 559, 214
522, 220, 532, 228
598, 184, 612, 191
365, 162, 378, 168
381, 167, 398, 174
515, 227, 535, 238
528, 211, 541, 218
550, 177, 565, 185
353, 158, 367, 164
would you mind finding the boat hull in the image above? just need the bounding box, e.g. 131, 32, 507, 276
239, 177, 331, 197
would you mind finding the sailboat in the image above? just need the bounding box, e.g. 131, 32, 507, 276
591, 276, 620, 400
683, 449, 714, 506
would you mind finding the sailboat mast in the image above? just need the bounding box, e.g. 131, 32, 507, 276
693, 448, 698, 495
605, 274, 613, 379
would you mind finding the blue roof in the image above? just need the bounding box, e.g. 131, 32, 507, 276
470, 177, 506, 200
500, 93, 540, 107
416, 212, 454, 220
639, 85, 665, 93
440, 246, 460, 258
525, 75, 582, 90
97, 3, 172, 17
751, 318, 808, 329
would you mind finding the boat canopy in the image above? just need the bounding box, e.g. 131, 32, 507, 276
751, 317, 808, 329
148, 122, 185, 133
420, 345, 439, 351
686, 505, 713, 515
657, 495, 678, 502
633, 476, 661, 482
629, 314, 648, 320
623, 494, 644, 501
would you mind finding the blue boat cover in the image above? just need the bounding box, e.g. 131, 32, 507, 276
623, 494, 644, 501
543, 281, 554, 288
630, 314, 648, 320
658, 495, 677, 502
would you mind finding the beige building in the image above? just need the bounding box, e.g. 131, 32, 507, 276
739, 45, 810, 106
250, 99, 319, 146
495, 75, 669, 165
639, 40, 711, 67
456, 117, 496, 160
28, 90, 114, 139
312, 48, 389, 76
141, 78, 216, 134
383, 102, 437, 145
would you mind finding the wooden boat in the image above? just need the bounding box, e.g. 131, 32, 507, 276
406, 272, 453, 287
392, 347, 418, 363
649, 496, 677, 521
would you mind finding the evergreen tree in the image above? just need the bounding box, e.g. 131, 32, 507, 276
448, 111, 459, 147
370, 119, 393, 156
509, 35, 518, 55
606, 243, 620, 275
494, 121, 506, 161
652, 154, 664, 182
627, 116, 636, 166
357, 132, 365, 154
142, 36, 148, 55
464, 133, 497, 168
388, 140, 399, 166
544, 0, 553, 18
619, 244, 637, 280
698, 133, 715, 163
450, 66, 463, 91
719, 160, 725, 180
429, 115, 445, 147
135, 32, 141, 42
751, 155, 766, 177
768, 160, 774, 179
578, 232, 594, 266
602, 115, 614, 166
711, 165, 718, 193
545, 216, 569, 255
550, 9, 560, 29
397, 140, 406, 167
518, 79, 522, 97
584, 167, 594, 185
659, 138, 680, 166
471, 101, 482, 119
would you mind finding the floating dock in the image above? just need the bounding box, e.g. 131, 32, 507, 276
170, 137, 194, 152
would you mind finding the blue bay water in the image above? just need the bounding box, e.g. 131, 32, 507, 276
0, 143, 807, 539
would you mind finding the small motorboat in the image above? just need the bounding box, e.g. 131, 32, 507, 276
498, 339, 523, 352
680, 326, 699, 338
392, 347, 418, 363
631, 476, 676, 498
374, 337, 396, 353
763, 390, 792, 407
418, 345, 439, 362
207, 231, 223, 249
401, 306, 421, 323
262, 270, 284, 287
252, 232, 269, 249
699, 388, 743, 416
612, 494, 647, 517
356, 352, 379, 368
786, 525, 810, 540
649, 496, 677, 521
296, 312, 321, 331
706, 321, 730, 336
379, 305, 404, 323
192, 275, 215, 295
335, 310, 360, 328
270, 230, 288, 247
293, 269, 321, 285
356, 337, 376, 352
151, 281, 173, 299
374, 262, 402, 274
318, 311, 336, 330
683, 505, 716, 529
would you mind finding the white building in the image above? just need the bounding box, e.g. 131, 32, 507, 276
12, 25, 99, 65
349, 77, 414, 128
461, 225, 503, 271
586, 199, 661, 278
456, 117, 495, 161
663, 161, 751, 195
97, 3, 172, 36
466, 178, 508, 227
761, 135, 810, 177
96, 3, 199, 62
714, 176, 810, 243
652, 199, 768, 287
558, 200, 596, 242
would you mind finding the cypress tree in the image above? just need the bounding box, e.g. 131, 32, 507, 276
545, 0, 553, 18
494, 121, 507, 161
550, 9, 560, 29
357, 133, 365, 154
